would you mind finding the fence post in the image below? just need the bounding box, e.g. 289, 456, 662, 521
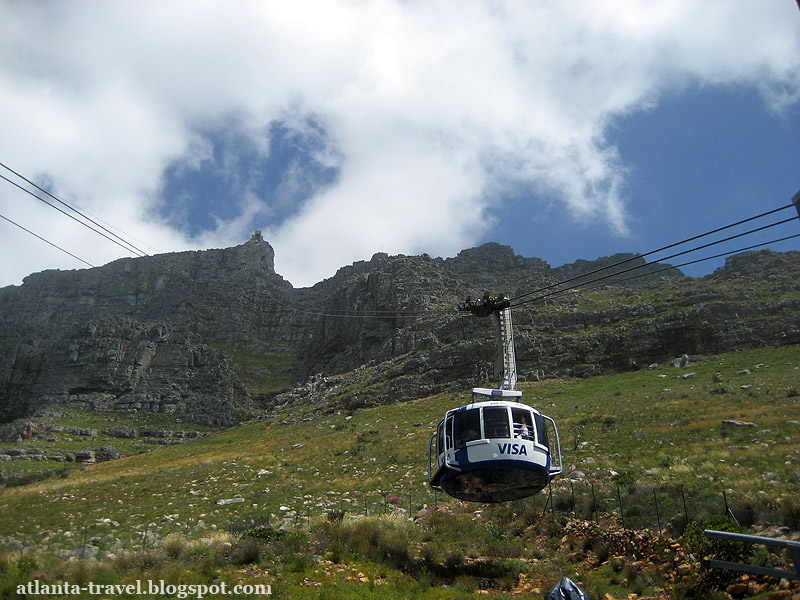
142, 524, 149, 553
616, 483, 625, 529
549, 481, 555, 515
681, 486, 690, 525
723, 490, 740, 527
81, 527, 89, 559
653, 487, 662, 536
571, 481, 576, 519
540, 488, 551, 515
591, 483, 599, 524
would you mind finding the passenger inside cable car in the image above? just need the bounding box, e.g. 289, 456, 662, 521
514, 412, 531, 440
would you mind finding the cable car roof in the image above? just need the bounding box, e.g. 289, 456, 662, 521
444, 397, 545, 418
471, 387, 523, 399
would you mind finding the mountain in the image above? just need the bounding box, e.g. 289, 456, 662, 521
1, 233, 799, 427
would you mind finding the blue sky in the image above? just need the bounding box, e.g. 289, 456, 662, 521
495, 85, 800, 277
1, 1, 799, 288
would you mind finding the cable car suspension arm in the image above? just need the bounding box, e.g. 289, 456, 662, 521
458, 293, 517, 391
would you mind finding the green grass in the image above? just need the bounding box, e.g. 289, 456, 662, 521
225, 347, 298, 396
3, 345, 799, 536
0, 345, 798, 598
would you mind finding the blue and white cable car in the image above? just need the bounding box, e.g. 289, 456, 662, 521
428, 295, 562, 503
428, 388, 562, 502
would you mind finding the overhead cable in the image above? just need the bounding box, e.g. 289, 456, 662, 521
0, 164, 201, 292
513, 231, 800, 307
510, 214, 798, 308
0, 212, 98, 270
510, 202, 798, 305
0, 161, 160, 258
0, 212, 137, 289
0, 172, 151, 260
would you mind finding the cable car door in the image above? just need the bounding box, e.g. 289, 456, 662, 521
543, 415, 562, 476
444, 414, 456, 467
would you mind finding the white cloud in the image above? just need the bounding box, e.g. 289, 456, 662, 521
0, 0, 798, 287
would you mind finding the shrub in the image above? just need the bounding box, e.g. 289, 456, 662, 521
581, 535, 610, 564
443, 550, 464, 573
162, 533, 187, 559
239, 525, 285, 544
231, 538, 261, 565
327, 508, 346, 523
453, 575, 479, 593
336, 518, 418, 573
378, 529, 414, 571
0, 552, 39, 598
611, 470, 636, 485
421, 543, 439, 568
185, 544, 214, 560
683, 515, 750, 565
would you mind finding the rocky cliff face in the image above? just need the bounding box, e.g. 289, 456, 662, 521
0, 232, 300, 425
294, 253, 471, 379
1, 234, 798, 425
272, 248, 800, 414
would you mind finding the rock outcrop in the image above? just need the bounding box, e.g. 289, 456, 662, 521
0, 233, 296, 425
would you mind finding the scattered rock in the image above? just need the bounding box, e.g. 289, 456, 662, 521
94, 447, 120, 462
74, 450, 96, 464
76, 544, 98, 559
721, 420, 758, 434
215, 497, 245, 506
105, 427, 137, 439
670, 354, 691, 368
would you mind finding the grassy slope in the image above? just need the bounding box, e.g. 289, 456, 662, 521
2, 345, 799, 535
0, 345, 798, 598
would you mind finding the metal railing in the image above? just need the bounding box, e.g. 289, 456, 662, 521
704, 529, 800, 580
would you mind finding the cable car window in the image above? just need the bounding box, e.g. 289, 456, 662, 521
483, 407, 510, 438
446, 415, 454, 451
437, 421, 444, 455
456, 409, 481, 446
533, 412, 548, 447
511, 408, 533, 440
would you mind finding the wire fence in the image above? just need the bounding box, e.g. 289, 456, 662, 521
225, 479, 800, 537
5, 479, 799, 560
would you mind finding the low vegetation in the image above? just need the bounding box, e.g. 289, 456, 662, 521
1, 345, 798, 598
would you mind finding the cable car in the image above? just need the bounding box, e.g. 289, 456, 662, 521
428, 388, 562, 502
428, 294, 562, 503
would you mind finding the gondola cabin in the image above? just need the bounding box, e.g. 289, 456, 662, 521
429, 388, 562, 503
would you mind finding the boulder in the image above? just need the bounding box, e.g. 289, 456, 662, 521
721, 420, 758, 433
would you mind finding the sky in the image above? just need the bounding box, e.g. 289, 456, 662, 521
1, 1, 799, 289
